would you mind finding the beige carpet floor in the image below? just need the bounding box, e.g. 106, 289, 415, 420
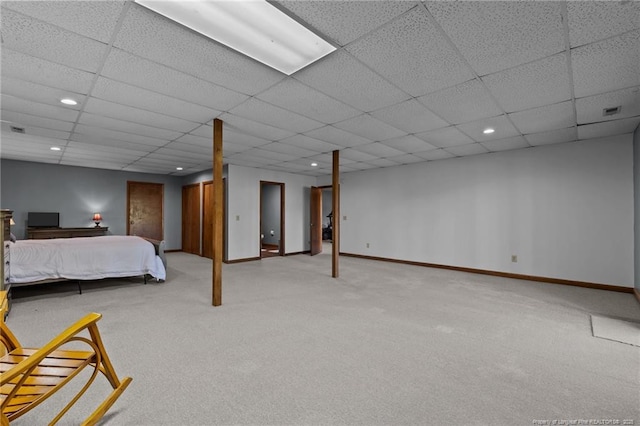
6, 249, 640, 426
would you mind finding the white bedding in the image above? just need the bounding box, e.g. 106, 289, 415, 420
9, 235, 166, 284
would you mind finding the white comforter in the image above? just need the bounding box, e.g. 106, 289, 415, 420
9, 235, 166, 284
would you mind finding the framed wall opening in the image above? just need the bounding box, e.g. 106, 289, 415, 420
260, 181, 285, 258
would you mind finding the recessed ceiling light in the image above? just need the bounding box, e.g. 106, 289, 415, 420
483, 128, 495, 134
50, 146, 61, 151
311, 162, 318, 167
176, 167, 183, 171
134, 0, 336, 75
60, 98, 77, 106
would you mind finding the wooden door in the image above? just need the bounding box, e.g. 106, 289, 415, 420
202, 181, 214, 259
310, 186, 322, 256
182, 183, 200, 255
127, 181, 163, 241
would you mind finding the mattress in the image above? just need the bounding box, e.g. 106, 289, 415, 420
9, 235, 166, 284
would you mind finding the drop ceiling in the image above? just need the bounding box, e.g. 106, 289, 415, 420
1, 1, 638, 177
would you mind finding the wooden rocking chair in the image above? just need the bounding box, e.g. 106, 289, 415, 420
0, 312, 132, 425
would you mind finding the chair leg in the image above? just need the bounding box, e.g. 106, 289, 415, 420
81, 377, 132, 426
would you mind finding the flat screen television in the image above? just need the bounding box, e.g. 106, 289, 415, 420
27, 212, 60, 228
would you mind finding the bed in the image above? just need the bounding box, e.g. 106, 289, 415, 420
8, 235, 166, 289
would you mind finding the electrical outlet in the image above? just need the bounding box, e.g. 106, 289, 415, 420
511, 255, 518, 263
366, 243, 370, 248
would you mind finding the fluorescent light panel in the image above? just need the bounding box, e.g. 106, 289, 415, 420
135, 0, 336, 75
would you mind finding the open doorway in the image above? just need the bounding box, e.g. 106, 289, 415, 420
310, 185, 333, 257
260, 181, 284, 258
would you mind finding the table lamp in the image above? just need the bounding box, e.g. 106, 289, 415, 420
93, 213, 102, 227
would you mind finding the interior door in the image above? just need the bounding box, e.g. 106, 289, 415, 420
310, 186, 322, 256
127, 181, 163, 241
202, 181, 214, 259
182, 183, 200, 255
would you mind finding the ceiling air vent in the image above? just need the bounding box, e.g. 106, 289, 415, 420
10, 126, 25, 134
603, 106, 621, 116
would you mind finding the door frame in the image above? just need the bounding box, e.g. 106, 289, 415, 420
259, 181, 285, 257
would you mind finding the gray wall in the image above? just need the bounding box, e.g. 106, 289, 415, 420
261, 184, 281, 246
0, 159, 183, 249
635, 125, 640, 293
336, 135, 633, 287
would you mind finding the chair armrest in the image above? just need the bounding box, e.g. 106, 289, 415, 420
1, 312, 102, 384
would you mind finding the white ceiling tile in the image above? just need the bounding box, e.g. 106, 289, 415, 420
73, 123, 169, 147
66, 140, 149, 157
259, 142, 319, 158
279, 135, 342, 153
386, 154, 426, 165
307, 152, 356, 165
144, 154, 202, 166
0, 130, 67, 148
347, 6, 473, 96
380, 135, 438, 154
445, 143, 489, 157
84, 98, 199, 133
334, 114, 406, 141
481, 136, 530, 152
2, 1, 127, 43
1, 8, 107, 73
228, 98, 324, 133
101, 49, 248, 112
418, 79, 502, 125
365, 158, 400, 168
218, 114, 295, 141
577, 117, 640, 140
69, 132, 159, 152
243, 148, 297, 163
1, 151, 61, 164
163, 141, 213, 156
456, 115, 521, 143
508, 101, 576, 135
339, 148, 378, 162
1, 76, 86, 110
91, 78, 222, 123
275, 161, 316, 172
412, 148, 456, 161
415, 126, 475, 148
572, 30, 640, 98
226, 153, 278, 165
304, 126, 371, 148
78, 112, 182, 141
568, 1, 640, 48
1, 49, 95, 94
63, 148, 138, 163
151, 148, 211, 161
576, 86, 640, 125
276, 1, 417, 46
224, 130, 272, 149
294, 50, 409, 112
370, 99, 448, 134
351, 142, 405, 158
1, 121, 71, 141
482, 54, 572, 113
427, 1, 565, 75
61, 159, 127, 171
347, 162, 379, 171
0, 110, 74, 133
1, 95, 79, 123
525, 127, 578, 147
114, 4, 284, 95
256, 78, 360, 125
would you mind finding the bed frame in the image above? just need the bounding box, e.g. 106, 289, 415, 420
9, 238, 167, 294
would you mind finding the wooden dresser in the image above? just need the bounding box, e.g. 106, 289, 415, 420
1, 210, 13, 317
27, 227, 109, 239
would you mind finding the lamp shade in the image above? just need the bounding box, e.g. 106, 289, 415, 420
93, 213, 102, 221
9, 218, 15, 226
